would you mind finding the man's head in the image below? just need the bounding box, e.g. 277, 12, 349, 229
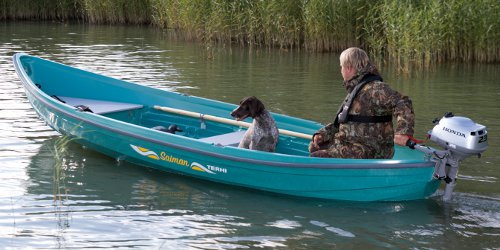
339, 47, 370, 81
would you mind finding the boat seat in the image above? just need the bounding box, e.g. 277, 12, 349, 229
57, 96, 143, 115
199, 130, 246, 146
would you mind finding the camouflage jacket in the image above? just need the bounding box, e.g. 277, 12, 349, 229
312, 65, 415, 159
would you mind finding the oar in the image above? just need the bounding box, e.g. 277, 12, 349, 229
153, 105, 312, 140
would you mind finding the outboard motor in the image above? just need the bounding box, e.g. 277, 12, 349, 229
408, 112, 488, 201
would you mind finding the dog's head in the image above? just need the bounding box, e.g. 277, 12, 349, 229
230, 96, 265, 121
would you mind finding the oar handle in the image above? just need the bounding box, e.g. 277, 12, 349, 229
153, 105, 312, 140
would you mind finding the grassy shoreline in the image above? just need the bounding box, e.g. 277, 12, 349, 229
1, 0, 498, 66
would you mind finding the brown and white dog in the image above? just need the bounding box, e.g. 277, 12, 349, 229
230, 96, 279, 152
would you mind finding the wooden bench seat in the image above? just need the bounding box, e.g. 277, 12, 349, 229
199, 130, 246, 146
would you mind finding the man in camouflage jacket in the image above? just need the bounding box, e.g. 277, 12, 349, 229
309, 47, 414, 159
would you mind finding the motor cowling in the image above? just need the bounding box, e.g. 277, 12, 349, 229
411, 112, 488, 201
428, 113, 488, 159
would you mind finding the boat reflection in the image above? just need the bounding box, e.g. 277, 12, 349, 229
20, 137, 461, 248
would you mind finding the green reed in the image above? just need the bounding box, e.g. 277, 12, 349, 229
0, 0, 81, 21
1, 0, 499, 66
303, 0, 370, 52
98, 0, 500, 65
365, 0, 500, 69
82, 0, 151, 24
50, 135, 74, 202
150, 0, 211, 41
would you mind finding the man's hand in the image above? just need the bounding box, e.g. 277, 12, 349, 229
313, 134, 323, 145
394, 134, 410, 146
308, 134, 324, 153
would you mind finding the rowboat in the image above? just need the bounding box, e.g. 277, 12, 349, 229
13, 53, 441, 201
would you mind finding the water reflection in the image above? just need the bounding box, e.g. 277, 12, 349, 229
8, 138, 494, 248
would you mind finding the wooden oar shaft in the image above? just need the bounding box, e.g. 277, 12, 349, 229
155, 105, 250, 127
154, 105, 312, 140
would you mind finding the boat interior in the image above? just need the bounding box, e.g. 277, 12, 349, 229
49, 95, 424, 159
53, 95, 312, 156
15, 53, 426, 161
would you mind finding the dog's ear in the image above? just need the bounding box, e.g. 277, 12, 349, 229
248, 96, 265, 118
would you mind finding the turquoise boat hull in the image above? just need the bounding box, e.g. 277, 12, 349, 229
13, 53, 440, 201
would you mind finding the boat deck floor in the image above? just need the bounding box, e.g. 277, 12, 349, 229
57, 96, 143, 114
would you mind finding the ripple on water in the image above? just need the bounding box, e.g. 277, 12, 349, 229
266, 219, 302, 229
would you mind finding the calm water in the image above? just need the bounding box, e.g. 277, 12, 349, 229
0, 22, 499, 249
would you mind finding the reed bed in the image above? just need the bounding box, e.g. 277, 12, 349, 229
1, 0, 499, 65
82, 0, 151, 24
365, 0, 500, 69
0, 0, 82, 21
303, 0, 371, 52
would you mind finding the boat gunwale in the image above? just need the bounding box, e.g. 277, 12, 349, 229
13, 53, 436, 170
